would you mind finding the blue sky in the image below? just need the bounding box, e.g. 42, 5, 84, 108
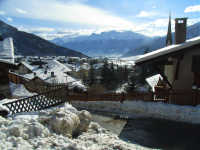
0, 0, 200, 39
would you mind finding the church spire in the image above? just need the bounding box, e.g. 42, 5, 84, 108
166, 12, 172, 46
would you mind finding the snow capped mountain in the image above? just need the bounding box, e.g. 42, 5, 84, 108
123, 21, 200, 57
52, 31, 153, 57
51, 21, 200, 57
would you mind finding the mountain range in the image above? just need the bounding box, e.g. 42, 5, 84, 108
0, 20, 86, 57
51, 22, 200, 57
52, 31, 153, 57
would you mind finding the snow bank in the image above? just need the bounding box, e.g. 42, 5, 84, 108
72, 100, 200, 124
0, 104, 9, 117
0, 103, 149, 150
9, 82, 36, 97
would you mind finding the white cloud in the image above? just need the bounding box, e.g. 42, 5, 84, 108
18, 26, 55, 33
136, 11, 157, 18
7, 17, 13, 22
31, 27, 55, 33
0, 0, 175, 37
133, 18, 175, 37
152, 6, 157, 9
16, 8, 27, 14
184, 5, 200, 13
1, 0, 135, 30
17, 17, 172, 39
151, 18, 170, 27
187, 18, 200, 26
0, 11, 5, 15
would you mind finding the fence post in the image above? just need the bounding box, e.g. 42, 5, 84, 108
194, 90, 198, 106
151, 92, 154, 101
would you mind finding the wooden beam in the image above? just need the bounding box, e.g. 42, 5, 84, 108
154, 66, 173, 89
174, 55, 184, 80
136, 43, 200, 66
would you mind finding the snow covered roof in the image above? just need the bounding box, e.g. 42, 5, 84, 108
20, 61, 36, 71
135, 36, 200, 64
19, 60, 84, 88
9, 82, 36, 97
0, 37, 15, 64
145, 74, 163, 92
46, 60, 72, 73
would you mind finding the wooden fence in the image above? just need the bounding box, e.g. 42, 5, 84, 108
3, 85, 200, 115
67, 90, 200, 106
7, 72, 200, 107
3, 86, 68, 115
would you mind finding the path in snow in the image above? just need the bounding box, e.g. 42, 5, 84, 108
87, 110, 200, 150
119, 117, 200, 150
91, 114, 127, 135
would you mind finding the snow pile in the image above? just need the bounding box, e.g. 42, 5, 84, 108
0, 104, 9, 112
116, 83, 128, 93
72, 100, 200, 124
0, 104, 9, 117
145, 74, 163, 92
0, 103, 149, 150
9, 82, 36, 97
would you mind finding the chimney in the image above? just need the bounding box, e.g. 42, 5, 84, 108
175, 18, 187, 44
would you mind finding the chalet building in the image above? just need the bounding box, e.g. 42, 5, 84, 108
135, 16, 200, 103
0, 37, 17, 98
135, 17, 200, 103
11, 60, 73, 84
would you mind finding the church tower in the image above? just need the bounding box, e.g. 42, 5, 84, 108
166, 13, 172, 46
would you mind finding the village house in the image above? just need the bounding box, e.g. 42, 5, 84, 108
14, 61, 36, 74
135, 17, 200, 104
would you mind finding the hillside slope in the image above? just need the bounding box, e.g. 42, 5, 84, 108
0, 20, 86, 57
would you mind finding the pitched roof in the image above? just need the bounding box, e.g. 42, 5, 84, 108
20, 61, 36, 71
145, 74, 163, 92
0, 37, 15, 64
135, 36, 200, 64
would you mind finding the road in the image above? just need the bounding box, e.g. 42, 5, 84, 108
119, 117, 200, 150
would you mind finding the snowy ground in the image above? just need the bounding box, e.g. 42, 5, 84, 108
9, 82, 36, 98
72, 100, 200, 124
0, 103, 153, 150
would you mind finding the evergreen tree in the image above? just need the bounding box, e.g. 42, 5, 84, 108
101, 60, 110, 85
89, 65, 95, 86
123, 65, 129, 82
126, 74, 136, 92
